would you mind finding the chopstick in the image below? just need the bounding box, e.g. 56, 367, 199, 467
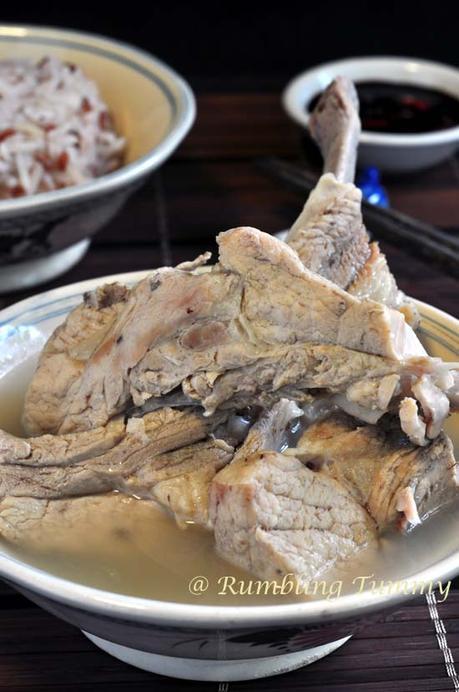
258, 157, 459, 278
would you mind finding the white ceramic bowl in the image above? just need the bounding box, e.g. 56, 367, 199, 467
0, 273, 458, 681
0, 25, 195, 291
283, 56, 459, 173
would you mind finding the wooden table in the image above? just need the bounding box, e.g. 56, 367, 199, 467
0, 90, 458, 691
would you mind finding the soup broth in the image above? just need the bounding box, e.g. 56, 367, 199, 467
0, 355, 457, 606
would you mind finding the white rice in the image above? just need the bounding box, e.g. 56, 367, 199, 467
0, 56, 125, 199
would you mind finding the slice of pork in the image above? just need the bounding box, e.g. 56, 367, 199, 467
123, 438, 233, 527
0, 417, 126, 466
286, 77, 418, 326
0, 408, 233, 527
210, 449, 376, 585
209, 401, 375, 585
24, 282, 130, 435
23, 227, 452, 443
0, 493, 159, 549
290, 413, 458, 531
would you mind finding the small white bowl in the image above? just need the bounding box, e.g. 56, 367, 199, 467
283, 56, 459, 173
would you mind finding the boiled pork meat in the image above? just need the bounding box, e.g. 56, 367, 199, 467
0, 408, 233, 527
210, 401, 376, 584
286, 77, 418, 326
22, 226, 454, 443
290, 413, 458, 530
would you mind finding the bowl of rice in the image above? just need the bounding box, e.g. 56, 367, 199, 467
0, 25, 195, 292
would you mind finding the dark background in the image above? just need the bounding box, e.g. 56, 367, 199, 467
1, 1, 458, 89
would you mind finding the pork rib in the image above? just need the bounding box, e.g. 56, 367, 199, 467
291, 413, 458, 530
24, 282, 130, 435
22, 226, 451, 442
23, 227, 456, 442
308, 75, 360, 184
286, 77, 418, 325
0, 408, 233, 527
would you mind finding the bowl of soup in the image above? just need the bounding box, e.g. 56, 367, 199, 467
0, 25, 195, 292
0, 271, 458, 682
283, 56, 459, 172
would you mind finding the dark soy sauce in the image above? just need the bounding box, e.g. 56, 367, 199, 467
308, 82, 459, 134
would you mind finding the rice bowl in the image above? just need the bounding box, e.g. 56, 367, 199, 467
0, 25, 195, 291
0, 55, 125, 198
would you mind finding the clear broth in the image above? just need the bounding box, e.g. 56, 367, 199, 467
0, 356, 458, 605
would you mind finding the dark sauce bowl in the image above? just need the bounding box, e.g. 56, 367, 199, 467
308, 81, 459, 135
283, 57, 459, 173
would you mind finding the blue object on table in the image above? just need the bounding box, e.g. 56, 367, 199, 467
356, 166, 389, 208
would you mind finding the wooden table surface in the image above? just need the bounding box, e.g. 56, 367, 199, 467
0, 90, 458, 691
